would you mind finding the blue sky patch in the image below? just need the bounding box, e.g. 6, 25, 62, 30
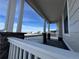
0, 0, 56, 32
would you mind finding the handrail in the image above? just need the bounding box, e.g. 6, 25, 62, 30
8, 37, 79, 59
24, 34, 42, 37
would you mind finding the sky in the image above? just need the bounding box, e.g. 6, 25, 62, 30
0, 0, 57, 32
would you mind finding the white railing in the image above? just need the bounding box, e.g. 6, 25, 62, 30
8, 37, 79, 59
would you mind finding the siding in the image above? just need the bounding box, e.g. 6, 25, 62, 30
63, 0, 79, 52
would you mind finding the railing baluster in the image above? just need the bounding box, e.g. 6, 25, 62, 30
28, 53, 31, 59
13, 45, 16, 59
12, 44, 14, 59
8, 43, 12, 59
10, 44, 14, 59
19, 48, 23, 59
15, 47, 20, 59
23, 50, 26, 59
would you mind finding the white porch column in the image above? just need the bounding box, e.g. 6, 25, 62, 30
17, 0, 24, 32
48, 23, 51, 40
5, 0, 16, 32
43, 20, 47, 44
5, 0, 11, 31
48, 23, 50, 33
43, 20, 46, 33
57, 19, 63, 41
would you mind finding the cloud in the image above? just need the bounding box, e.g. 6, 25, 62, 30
0, 0, 56, 32
0, 22, 43, 32
0, 22, 5, 30
0, 0, 8, 16
0, 22, 56, 32
22, 24, 43, 32
13, 23, 43, 32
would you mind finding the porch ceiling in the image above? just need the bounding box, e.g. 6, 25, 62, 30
26, 0, 66, 23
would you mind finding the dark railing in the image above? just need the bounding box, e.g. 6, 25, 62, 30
0, 32, 25, 59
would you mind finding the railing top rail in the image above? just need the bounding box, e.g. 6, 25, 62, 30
8, 37, 79, 59
24, 34, 42, 37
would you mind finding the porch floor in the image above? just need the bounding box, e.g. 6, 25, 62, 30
46, 39, 69, 50
25, 36, 69, 50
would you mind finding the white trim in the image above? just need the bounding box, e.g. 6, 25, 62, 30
63, 0, 70, 36
67, 0, 70, 36
63, 38, 74, 51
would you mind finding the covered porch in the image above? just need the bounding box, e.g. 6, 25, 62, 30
0, 0, 79, 59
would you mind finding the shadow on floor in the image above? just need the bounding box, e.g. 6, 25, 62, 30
46, 39, 69, 50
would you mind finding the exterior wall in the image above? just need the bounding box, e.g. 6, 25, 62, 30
63, 0, 79, 52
